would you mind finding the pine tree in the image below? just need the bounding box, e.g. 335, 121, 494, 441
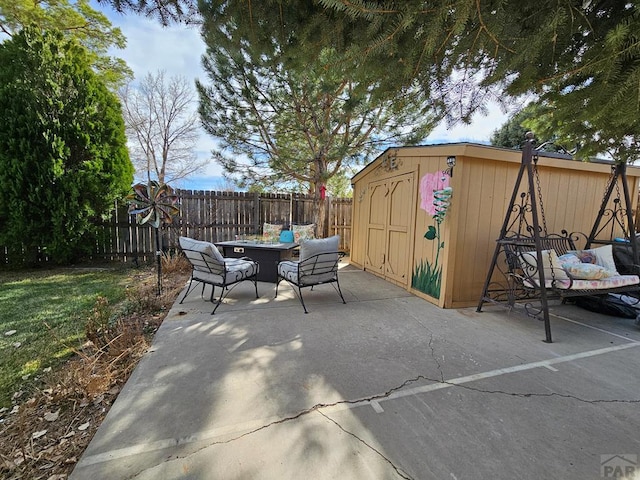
95, 0, 198, 25
315, 0, 640, 162
197, 0, 438, 235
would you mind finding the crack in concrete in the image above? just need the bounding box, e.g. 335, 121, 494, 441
423, 332, 640, 405
127, 348, 640, 478
128, 369, 639, 479
447, 382, 640, 404
428, 333, 445, 383
317, 410, 414, 480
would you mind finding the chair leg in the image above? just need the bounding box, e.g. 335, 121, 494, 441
333, 278, 347, 304
179, 278, 196, 304
297, 285, 309, 314
276, 277, 308, 313
211, 285, 226, 314
275, 277, 281, 298
252, 275, 259, 299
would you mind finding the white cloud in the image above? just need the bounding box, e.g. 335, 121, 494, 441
428, 101, 511, 144
108, 13, 206, 81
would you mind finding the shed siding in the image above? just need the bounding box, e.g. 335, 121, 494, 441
351, 143, 640, 308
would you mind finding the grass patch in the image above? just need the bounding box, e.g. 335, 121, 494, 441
0, 256, 191, 478
0, 267, 134, 407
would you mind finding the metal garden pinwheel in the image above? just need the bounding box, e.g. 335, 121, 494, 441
127, 181, 180, 295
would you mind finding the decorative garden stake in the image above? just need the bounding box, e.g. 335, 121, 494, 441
413, 171, 452, 298
127, 182, 180, 296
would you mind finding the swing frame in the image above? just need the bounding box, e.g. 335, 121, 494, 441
477, 135, 640, 343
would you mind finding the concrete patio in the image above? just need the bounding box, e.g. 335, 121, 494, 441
71, 261, 640, 480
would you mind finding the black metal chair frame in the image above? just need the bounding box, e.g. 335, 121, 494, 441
180, 248, 259, 314
275, 251, 346, 313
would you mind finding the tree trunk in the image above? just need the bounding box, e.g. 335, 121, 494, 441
314, 183, 326, 238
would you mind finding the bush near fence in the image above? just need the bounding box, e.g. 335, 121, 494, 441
1, 191, 352, 265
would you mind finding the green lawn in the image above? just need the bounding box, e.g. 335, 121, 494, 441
0, 267, 133, 407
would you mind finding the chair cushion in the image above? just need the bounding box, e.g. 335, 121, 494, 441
278, 260, 299, 283
299, 235, 339, 261
179, 236, 225, 263
192, 258, 257, 285
280, 235, 340, 285
278, 258, 336, 285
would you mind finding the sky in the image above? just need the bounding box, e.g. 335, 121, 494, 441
103, 7, 512, 191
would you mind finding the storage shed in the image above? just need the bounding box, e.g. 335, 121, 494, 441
350, 143, 640, 308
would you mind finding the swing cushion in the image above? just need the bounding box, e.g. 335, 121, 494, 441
518, 246, 640, 290
558, 253, 581, 265
534, 274, 640, 290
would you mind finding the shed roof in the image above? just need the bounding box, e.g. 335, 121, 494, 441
351, 142, 640, 184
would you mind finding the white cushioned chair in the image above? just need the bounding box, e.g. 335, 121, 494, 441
275, 235, 346, 313
179, 236, 259, 314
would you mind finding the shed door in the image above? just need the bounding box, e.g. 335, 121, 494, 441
364, 180, 387, 276
385, 174, 414, 283
364, 173, 415, 285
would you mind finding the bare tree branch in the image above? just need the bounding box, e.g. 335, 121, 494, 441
119, 70, 207, 185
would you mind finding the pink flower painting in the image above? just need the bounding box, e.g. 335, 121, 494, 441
420, 172, 450, 215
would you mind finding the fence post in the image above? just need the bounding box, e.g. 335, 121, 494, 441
254, 192, 260, 233
327, 196, 332, 238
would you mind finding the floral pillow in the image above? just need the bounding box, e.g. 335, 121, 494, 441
292, 224, 316, 243
568, 244, 619, 275
563, 263, 614, 280
262, 223, 282, 243
558, 253, 581, 266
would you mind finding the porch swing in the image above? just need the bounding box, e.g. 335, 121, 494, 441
476, 133, 640, 342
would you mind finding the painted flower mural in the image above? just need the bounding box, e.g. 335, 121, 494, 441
413, 171, 453, 298
420, 172, 450, 215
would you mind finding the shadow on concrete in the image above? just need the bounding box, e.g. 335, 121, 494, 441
71, 262, 640, 479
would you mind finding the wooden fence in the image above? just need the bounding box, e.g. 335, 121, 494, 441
1, 191, 352, 265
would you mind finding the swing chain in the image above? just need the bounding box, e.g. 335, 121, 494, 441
533, 155, 549, 237
533, 155, 556, 286
601, 166, 616, 206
